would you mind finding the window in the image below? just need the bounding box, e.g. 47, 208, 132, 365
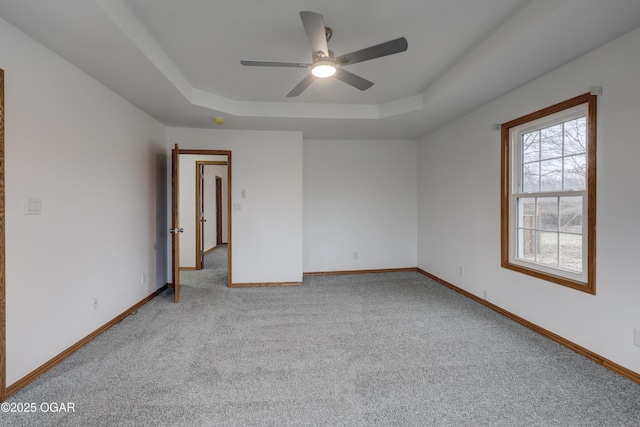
501, 93, 596, 294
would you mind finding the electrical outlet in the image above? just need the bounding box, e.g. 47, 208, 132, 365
483, 290, 488, 300
24, 197, 42, 215
459, 266, 464, 276
353, 252, 359, 260
93, 297, 99, 310
141, 273, 147, 284
634, 328, 640, 347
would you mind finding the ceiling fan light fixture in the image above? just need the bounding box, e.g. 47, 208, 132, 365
311, 60, 336, 78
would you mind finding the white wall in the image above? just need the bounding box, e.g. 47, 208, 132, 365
167, 128, 303, 284
417, 26, 640, 374
178, 154, 226, 268
1, 17, 167, 385
304, 139, 418, 272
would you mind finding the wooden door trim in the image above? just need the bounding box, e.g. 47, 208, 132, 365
179, 150, 231, 287
0, 68, 6, 401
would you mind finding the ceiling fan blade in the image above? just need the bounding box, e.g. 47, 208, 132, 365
336, 37, 408, 66
334, 68, 374, 91
241, 60, 309, 68
287, 74, 315, 97
300, 11, 329, 58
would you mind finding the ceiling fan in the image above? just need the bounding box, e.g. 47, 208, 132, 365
240, 11, 408, 97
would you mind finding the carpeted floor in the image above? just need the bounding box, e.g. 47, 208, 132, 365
3, 245, 640, 426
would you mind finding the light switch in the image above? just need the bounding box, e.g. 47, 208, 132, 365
25, 197, 42, 215
233, 203, 242, 212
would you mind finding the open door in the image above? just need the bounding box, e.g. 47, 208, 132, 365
170, 143, 183, 302
172, 149, 232, 289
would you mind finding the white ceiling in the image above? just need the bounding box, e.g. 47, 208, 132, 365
1, 0, 640, 139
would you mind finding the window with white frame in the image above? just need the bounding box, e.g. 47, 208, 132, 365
501, 93, 596, 294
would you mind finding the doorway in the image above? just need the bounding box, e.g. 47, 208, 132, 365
170, 148, 232, 302
216, 176, 223, 245
195, 161, 228, 270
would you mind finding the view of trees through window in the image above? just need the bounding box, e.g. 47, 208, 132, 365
521, 117, 587, 192
516, 116, 586, 273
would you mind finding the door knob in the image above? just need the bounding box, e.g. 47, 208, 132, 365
169, 228, 184, 234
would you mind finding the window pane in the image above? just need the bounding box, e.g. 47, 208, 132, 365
537, 197, 558, 231
522, 130, 539, 162
538, 232, 558, 267
518, 229, 536, 261
522, 162, 540, 193
559, 233, 582, 273
540, 158, 562, 191
540, 124, 563, 160
564, 117, 587, 156
563, 154, 586, 190
559, 196, 582, 233
518, 198, 536, 228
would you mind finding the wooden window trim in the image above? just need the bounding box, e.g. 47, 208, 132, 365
500, 93, 597, 294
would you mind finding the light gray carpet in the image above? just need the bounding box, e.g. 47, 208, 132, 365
3, 247, 640, 426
